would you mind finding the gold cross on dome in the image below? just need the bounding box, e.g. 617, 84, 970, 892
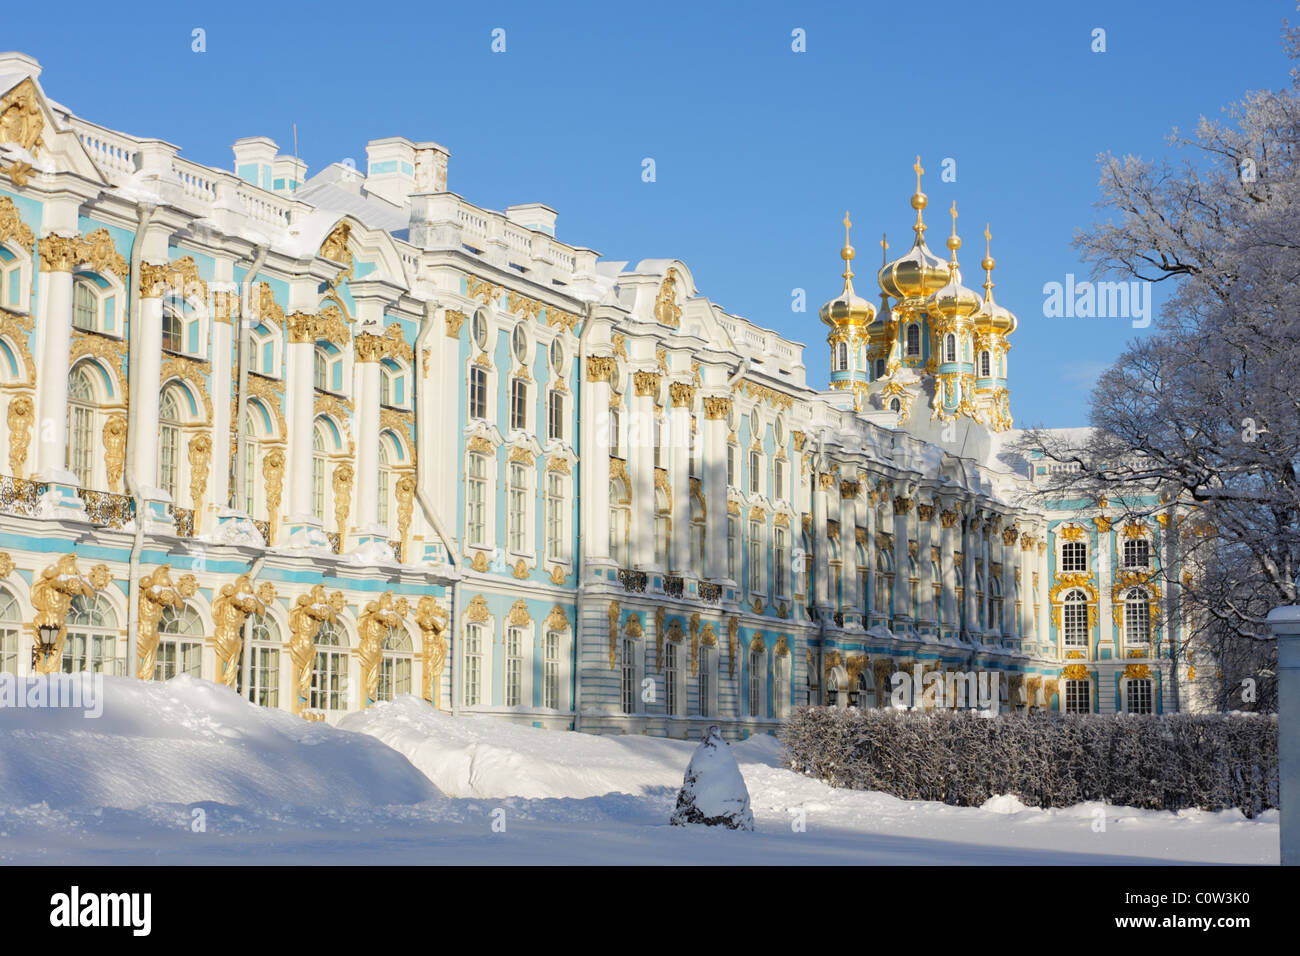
950, 201, 958, 229
984, 223, 992, 254
880, 232, 889, 258
913, 155, 924, 189
843, 211, 852, 244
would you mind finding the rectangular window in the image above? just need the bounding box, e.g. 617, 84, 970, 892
727, 446, 736, 487
1061, 541, 1087, 573
1063, 601, 1089, 647
67, 405, 93, 487
1123, 539, 1150, 568
1125, 678, 1153, 715
310, 650, 348, 711
548, 391, 564, 442
728, 515, 739, 579
620, 637, 636, 714
610, 408, 621, 457
749, 451, 760, 495
543, 631, 561, 710
467, 453, 487, 546
699, 650, 711, 717
1125, 599, 1151, 646
774, 461, 785, 501
689, 422, 699, 478
1064, 679, 1090, 714
508, 462, 527, 553
510, 378, 527, 432
665, 642, 679, 716
774, 527, 788, 598
464, 624, 483, 706
545, 473, 564, 562
653, 417, 662, 469
748, 653, 763, 717
469, 367, 487, 421
749, 519, 763, 594
505, 626, 524, 707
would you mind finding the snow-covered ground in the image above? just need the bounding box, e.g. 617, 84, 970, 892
0, 677, 1278, 864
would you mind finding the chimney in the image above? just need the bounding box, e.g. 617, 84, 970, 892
232, 136, 277, 190
365, 136, 417, 206
413, 141, 450, 193
272, 154, 308, 193
505, 202, 557, 237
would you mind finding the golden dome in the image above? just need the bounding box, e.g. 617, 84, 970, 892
973, 223, 1018, 335
929, 202, 982, 320
877, 157, 950, 301
819, 211, 877, 328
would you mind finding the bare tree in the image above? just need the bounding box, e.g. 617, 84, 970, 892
1017, 17, 1300, 711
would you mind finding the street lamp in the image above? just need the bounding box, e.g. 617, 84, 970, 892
32, 623, 59, 671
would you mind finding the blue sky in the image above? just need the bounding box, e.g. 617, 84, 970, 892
7, 0, 1293, 426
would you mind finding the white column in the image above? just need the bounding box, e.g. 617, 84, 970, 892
285, 311, 317, 540
1096, 517, 1112, 655
629, 370, 658, 570
917, 501, 936, 629
668, 383, 693, 575
33, 236, 76, 482
133, 268, 165, 494
584, 355, 613, 566
1001, 525, 1017, 639
702, 395, 730, 581
209, 281, 235, 517
812, 473, 830, 611
1037, 538, 1050, 644
891, 492, 911, 622
965, 509, 982, 637
864, 488, 878, 621
939, 503, 958, 636
353, 332, 383, 540
838, 481, 858, 620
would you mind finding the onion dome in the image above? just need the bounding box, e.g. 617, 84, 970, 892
928, 202, 983, 321
819, 211, 877, 329
877, 156, 950, 301
972, 223, 1018, 335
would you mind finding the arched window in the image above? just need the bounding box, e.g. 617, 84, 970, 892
62, 593, 121, 675
979, 351, 991, 378
905, 323, 920, 357
943, 333, 956, 363
241, 614, 280, 707
66, 365, 96, 488
0, 585, 21, 675
665, 639, 682, 716
620, 632, 637, 714
504, 624, 526, 706
836, 341, 847, 371
466, 451, 488, 546
310, 618, 349, 711
1062, 589, 1089, 648
773, 650, 791, 718
1124, 588, 1151, 647
463, 622, 485, 706
0, 245, 29, 311
698, 643, 714, 718
380, 359, 408, 409
249, 323, 280, 377
240, 409, 259, 515
874, 358, 885, 379
890, 398, 901, 412
378, 626, 413, 702
610, 478, 630, 566
311, 422, 328, 521
543, 629, 563, 710
314, 344, 343, 393
875, 550, 893, 612
156, 603, 203, 680
158, 388, 182, 500
989, 577, 1003, 634
748, 647, 765, 717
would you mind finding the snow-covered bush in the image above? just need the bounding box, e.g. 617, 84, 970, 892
781, 706, 1277, 817
670, 725, 755, 830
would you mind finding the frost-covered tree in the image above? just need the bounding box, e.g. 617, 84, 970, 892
1020, 17, 1300, 711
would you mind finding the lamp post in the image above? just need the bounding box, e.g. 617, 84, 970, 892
32, 622, 60, 672
1266, 605, 1300, 866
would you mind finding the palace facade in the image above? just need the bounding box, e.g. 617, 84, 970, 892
0, 53, 1195, 737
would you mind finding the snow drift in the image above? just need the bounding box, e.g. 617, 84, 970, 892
0, 675, 438, 811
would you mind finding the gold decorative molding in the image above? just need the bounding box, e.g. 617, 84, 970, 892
137, 565, 186, 681
444, 308, 467, 338
702, 396, 732, 420
38, 235, 81, 273
77, 228, 128, 279
0, 78, 45, 155
733, 379, 795, 412
331, 462, 354, 538
357, 591, 410, 708
287, 585, 347, 715
548, 565, 567, 585
586, 355, 615, 382
653, 268, 682, 328
545, 307, 578, 333
139, 255, 207, 301
319, 222, 354, 280
465, 594, 491, 623
212, 576, 272, 689
669, 382, 695, 407
262, 447, 285, 543
187, 434, 211, 532
465, 274, 502, 305
1122, 663, 1152, 681
1094, 515, 1112, 533
416, 596, 449, 708
0, 195, 36, 252
607, 600, 620, 669
29, 555, 106, 674
633, 370, 661, 397
160, 355, 213, 423
6, 393, 33, 478
727, 615, 739, 679
511, 559, 529, 580
0, 552, 11, 579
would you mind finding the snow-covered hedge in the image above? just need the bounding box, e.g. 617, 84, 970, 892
781, 707, 1278, 816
